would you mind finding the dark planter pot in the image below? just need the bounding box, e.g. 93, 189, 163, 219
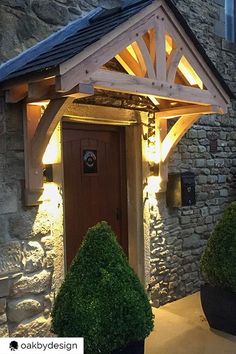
112, 340, 144, 354
200, 284, 236, 335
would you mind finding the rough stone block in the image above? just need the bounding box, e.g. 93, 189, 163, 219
206, 159, 214, 167
24, 241, 45, 272
0, 324, 9, 337
0, 277, 10, 297
10, 315, 51, 337
0, 216, 8, 244
207, 175, 218, 184
183, 235, 200, 249
195, 225, 207, 234
0, 241, 22, 276
220, 189, 228, 197
9, 210, 51, 239
32, 0, 69, 25
218, 175, 226, 183
209, 206, 220, 215
0, 297, 5, 311
180, 216, 190, 225
195, 159, 205, 168
188, 130, 197, 139
8, 298, 43, 323
198, 175, 207, 184
200, 207, 208, 217
11, 270, 51, 296
205, 216, 213, 224
0, 313, 7, 325
197, 130, 206, 138
0, 184, 17, 214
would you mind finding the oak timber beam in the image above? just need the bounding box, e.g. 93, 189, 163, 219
64, 103, 138, 125
155, 117, 168, 192
161, 113, 201, 163
85, 69, 223, 107
156, 104, 223, 119
155, 16, 166, 81
28, 81, 94, 102
32, 97, 74, 166
5, 84, 28, 103
24, 104, 44, 206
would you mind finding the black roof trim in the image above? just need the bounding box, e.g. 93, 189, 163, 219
89, 7, 122, 23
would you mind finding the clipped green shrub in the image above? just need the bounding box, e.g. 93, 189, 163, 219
200, 202, 236, 292
52, 221, 154, 354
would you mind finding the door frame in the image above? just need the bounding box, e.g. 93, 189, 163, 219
61, 106, 145, 283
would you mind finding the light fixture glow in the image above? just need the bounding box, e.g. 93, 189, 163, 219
178, 56, 203, 89
147, 175, 162, 194
42, 124, 61, 164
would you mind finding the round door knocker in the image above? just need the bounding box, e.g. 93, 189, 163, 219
83, 150, 97, 173
84, 151, 96, 168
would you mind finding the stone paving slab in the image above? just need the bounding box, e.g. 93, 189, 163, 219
146, 292, 236, 354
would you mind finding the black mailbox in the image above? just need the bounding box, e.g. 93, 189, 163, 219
166, 172, 195, 207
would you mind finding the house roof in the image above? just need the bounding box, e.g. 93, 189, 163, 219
0, 0, 233, 98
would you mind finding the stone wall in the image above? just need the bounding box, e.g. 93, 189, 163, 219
149, 112, 236, 306
0, 0, 120, 64
0, 101, 64, 336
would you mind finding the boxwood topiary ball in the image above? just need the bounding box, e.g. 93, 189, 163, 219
52, 221, 154, 354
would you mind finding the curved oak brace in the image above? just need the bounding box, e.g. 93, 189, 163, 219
32, 97, 74, 167
131, 41, 147, 77
166, 47, 183, 83
116, 49, 143, 77
24, 97, 74, 206
136, 37, 156, 79
161, 113, 201, 163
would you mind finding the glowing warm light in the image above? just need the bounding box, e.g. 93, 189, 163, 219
28, 100, 49, 107
148, 96, 160, 106
161, 135, 174, 162
115, 55, 136, 76
145, 145, 161, 164
165, 34, 173, 55
38, 182, 62, 218
127, 44, 138, 61
178, 56, 203, 89
42, 124, 61, 164
147, 176, 162, 194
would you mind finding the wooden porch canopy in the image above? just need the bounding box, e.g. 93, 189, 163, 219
0, 0, 233, 205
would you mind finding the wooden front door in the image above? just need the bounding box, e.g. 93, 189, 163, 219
62, 122, 128, 267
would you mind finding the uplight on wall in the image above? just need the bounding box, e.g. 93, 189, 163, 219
43, 164, 53, 183
147, 175, 162, 194
42, 124, 61, 165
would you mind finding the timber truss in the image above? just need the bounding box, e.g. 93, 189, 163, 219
1, 0, 231, 205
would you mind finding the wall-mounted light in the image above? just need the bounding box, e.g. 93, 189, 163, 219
43, 164, 53, 183
146, 163, 162, 196
149, 163, 159, 176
